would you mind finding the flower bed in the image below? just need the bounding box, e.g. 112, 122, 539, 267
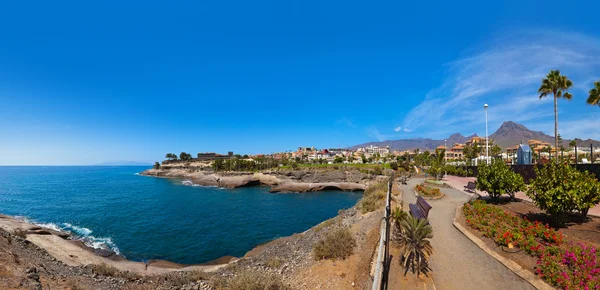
414, 184, 442, 197
463, 200, 600, 289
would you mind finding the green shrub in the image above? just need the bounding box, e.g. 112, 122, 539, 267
527, 162, 600, 221
476, 159, 524, 200
358, 180, 387, 213
389, 162, 399, 170
226, 269, 286, 290
372, 166, 383, 176
414, 184, 442, 197
313, 227, 356, 260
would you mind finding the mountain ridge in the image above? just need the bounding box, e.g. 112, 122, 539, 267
350, 121, 600, 151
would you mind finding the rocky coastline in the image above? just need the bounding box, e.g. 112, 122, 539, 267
140, 168, 373, 193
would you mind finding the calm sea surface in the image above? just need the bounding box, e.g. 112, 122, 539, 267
0, 166, 362, 264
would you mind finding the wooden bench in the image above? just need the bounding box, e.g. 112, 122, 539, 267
464, 181, 477, 192
400, 175, 408, 185
409, 196, 432, 220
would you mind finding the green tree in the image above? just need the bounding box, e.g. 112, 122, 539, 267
153, 162, 160, 169
586, 80, 600, 107
333, 156, 343, 164
179, 152, 189, 161
527, 162, 600, 222
476, 159, 525, 201
394, 215, 433, 277
538, 70, 573, 160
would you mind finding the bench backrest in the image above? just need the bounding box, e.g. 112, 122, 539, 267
416, 196, 432, 216
467, 181, 476, 189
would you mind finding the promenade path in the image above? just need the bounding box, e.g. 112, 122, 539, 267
399, 178, 535, 290
444, 175, 600, 217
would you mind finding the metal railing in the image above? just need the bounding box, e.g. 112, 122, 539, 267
372, 175, 393, 290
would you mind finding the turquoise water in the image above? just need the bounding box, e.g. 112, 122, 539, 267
0, 166, 362, 264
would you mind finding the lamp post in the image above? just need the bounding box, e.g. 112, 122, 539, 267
484, 104, 489, 164
444, 139, 447, 178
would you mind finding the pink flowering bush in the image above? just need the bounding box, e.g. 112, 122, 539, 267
538, 243, 600, 289
464, 200, 600, 289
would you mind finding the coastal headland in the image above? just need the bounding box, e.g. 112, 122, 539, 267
140, 167, 372, 193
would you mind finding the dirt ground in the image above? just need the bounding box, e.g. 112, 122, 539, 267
386, 181, 436, 290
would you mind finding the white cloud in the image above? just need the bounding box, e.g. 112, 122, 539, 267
400, 31, 600, 138
403, 128, 412, 132
394, 126, 402, 132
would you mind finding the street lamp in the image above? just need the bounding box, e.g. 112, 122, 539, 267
444, 139, 447, 178
484, 104, 489, 164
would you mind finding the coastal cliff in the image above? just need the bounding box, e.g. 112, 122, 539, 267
140, 168, 373, 193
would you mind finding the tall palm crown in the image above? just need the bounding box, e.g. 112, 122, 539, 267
538, 70, 573, 160
587, 81, 600, 106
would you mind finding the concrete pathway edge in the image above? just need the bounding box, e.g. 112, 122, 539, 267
452, 206, 554, 290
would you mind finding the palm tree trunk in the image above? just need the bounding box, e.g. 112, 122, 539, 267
554, 94, 559, 160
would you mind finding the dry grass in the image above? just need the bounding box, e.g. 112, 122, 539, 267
358, 180, 388, 213
91, 264, 141, 281
156, 270, 209, 287
226, 269, 287, 290
266, 257, 283, 269
12, 229, 26, 239
313, 227, 356, 260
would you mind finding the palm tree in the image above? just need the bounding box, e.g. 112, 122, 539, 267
569, 139, 577, 149
587, 80, 600, 107
491, 144, 502, 158
395, 215, 433, 277
538, 70, 573, 160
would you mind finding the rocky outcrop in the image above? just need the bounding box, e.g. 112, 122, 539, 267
269, 182, 365, 193
140, 169, 372, 193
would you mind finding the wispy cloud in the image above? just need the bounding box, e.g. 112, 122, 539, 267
394, 126, 402, 132
366, 127, 386, 142
400, 31, 600, 139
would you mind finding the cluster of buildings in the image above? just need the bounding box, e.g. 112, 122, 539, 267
288, 145, 391, 164
189, 136, 599, 165
435, 136, 600, 164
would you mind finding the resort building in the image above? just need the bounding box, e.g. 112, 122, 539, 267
437, 144, 465, 161
356, 145, 390, 156
197, 151, 233, 161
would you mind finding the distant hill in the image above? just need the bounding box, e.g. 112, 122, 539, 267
351, 121, 600, 151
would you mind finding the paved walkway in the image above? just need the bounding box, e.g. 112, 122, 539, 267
444, 175, 600, 217
400, 178, 535, 290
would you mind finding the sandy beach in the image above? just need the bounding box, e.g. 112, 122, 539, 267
0, 214, 229, 275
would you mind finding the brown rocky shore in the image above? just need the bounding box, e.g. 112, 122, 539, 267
140, 168, 373, 193
0, 169, 389, 289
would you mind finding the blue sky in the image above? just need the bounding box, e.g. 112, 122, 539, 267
1, 1, 600, 165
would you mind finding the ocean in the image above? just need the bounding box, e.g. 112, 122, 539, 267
0, 166, 362, 264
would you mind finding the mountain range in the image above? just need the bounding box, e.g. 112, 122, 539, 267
351, 121, 600, 151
